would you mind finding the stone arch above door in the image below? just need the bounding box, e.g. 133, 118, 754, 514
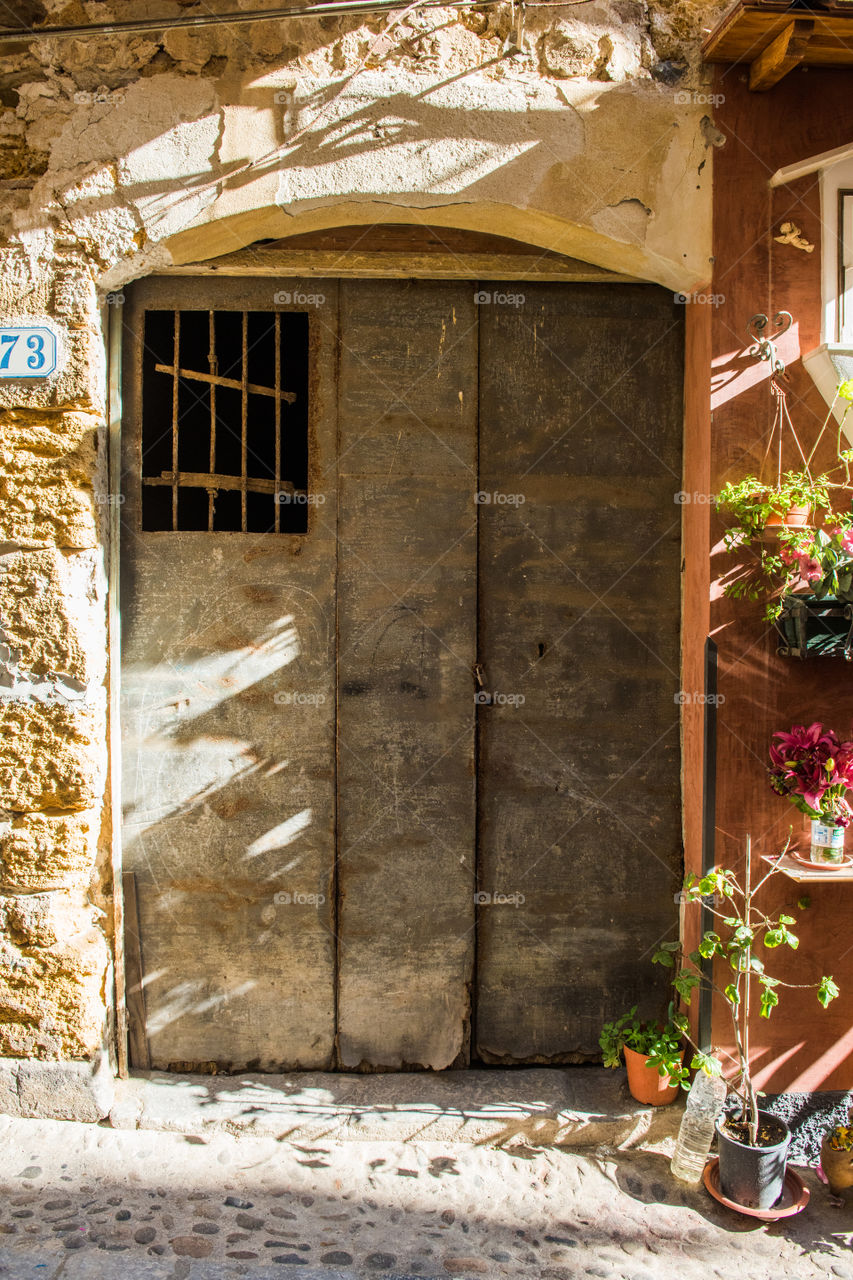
155, 200, 702, 294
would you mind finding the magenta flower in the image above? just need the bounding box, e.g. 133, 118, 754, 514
843, 531, 853, 555
770, 722, 853, 822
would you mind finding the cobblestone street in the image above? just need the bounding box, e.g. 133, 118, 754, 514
0, 1111, 850, 1280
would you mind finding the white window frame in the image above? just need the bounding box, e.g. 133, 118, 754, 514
771, 143, 853, 433
820, 154, 853, 346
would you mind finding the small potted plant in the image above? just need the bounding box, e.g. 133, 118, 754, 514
769, 722, 853, 863
654, 841, 839, 1210
717, 380, 853, 628
821, 1112, 853, 1195
599, 1005, 688, 1105
715, 471, 832, 620
716, 470, 830, 536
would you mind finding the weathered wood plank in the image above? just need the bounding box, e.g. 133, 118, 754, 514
704, 3, 852, 66
162, 249, 636, 283
120, 278, 338, 1071
475, 283, 685, 1063
336, 279, 478, 1071
122, 871, 150, 1071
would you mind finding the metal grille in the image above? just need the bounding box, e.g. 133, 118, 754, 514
140, 309, 309, 533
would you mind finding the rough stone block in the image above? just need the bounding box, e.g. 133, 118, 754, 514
0, 1052, 114, 1122
0, 1061, 17, 1113
52, 265, 100, 329
0, 547, 105, 686
0, 411, 101, 549
0, 319, 103, 414
1, 889, 81, 948
0, 811, 100, 892
0, 917, 110, 1059
0, 700, 105, 811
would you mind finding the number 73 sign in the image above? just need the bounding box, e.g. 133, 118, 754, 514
0, 326, 58, 378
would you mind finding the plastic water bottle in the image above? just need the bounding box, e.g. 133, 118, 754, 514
670, 1066, 728, 1184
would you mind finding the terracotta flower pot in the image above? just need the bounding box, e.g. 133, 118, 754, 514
623, 1045, 681, 1106
821, 1134, 853, 1195
765, 505, 811, 528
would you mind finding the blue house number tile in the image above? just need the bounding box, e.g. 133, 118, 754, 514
0, 326, 58, 378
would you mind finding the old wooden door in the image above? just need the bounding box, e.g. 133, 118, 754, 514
120, 275, 682, 1071
120, 277, 339, 1070
474, 284, 684, 1062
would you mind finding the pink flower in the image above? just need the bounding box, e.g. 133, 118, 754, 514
799, 555, 823, 583
779, 544, 799, 566
770, 723, 853, 818
842, 531, 853, 555
828, 527, 843, 539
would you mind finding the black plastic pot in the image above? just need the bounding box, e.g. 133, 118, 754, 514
715, 1111, 791, 1210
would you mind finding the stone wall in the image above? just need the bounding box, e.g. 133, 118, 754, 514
0, 0, 724, 1114
0, 258, 112, 1111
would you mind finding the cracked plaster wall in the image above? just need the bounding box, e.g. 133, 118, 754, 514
0, 0, 724, 1083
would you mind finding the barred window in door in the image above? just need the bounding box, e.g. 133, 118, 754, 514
140, 309, 309, 533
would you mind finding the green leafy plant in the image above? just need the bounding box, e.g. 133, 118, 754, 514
716, 471, 834, 619
653, 839, 839, 1146
716, 381, 853, 620
717, 470, 830, 538
599, 1005, 689, 1087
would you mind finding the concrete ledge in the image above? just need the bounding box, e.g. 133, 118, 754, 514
0, 1053, 114, 1122
110, 1066, 683, 1152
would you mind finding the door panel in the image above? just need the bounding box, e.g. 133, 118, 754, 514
335, 281, 478, 1069
120, 276, 684, 1072
475, 284, 684, 1061
120, 278, 339, 1070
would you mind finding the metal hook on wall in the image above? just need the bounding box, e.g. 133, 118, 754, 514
746, 311, 793, 382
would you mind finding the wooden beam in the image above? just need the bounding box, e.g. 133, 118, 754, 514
160, 248, 639, 283
703, 4, 853, 66
122, 872, 150, 1071
749, 18, 814, 89
107, 301, 128, 1079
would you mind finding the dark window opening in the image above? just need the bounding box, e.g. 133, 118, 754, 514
140, 308, 310, 533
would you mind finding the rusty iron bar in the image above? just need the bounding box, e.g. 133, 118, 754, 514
143, 470, 293, 496
275, 313, 282, 535
208, 310, 217, 532
171, 312, 180, 531
153, 362, 296, 403
242, 311, 248, 532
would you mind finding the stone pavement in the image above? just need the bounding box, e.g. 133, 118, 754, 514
0, 1102, 851, 1280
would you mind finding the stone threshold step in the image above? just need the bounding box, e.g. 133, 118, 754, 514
109, 1066, 683, 1152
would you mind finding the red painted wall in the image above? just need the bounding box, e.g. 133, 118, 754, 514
709, 66, 853, 1092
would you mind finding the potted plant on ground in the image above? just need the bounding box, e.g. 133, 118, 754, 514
599, 1005, 688, 1105
653, 839, 839, 1210
769, 722, 853, 863
821, 1111, 853, 1195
